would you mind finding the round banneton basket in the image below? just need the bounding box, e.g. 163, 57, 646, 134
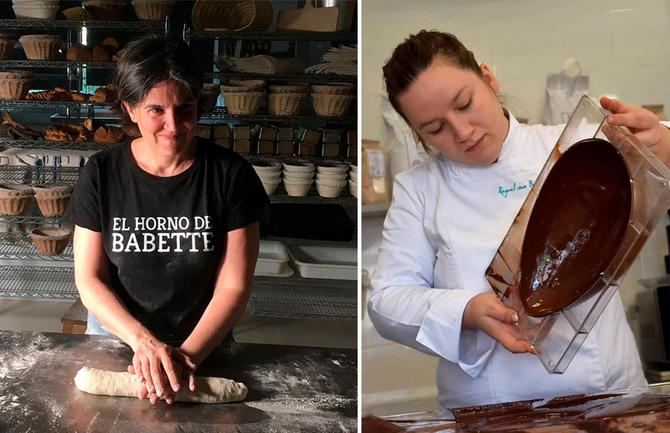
33, 184, 73, 217
0, 184, 34, 215
311, 83, 355, 95
192, 0, 273, 32
0, 70, 33, 100
30, 227, 72, 256
268, 93, 306, 117
311, 93, 354, 117
222, 92, 264, 115
18, 34, 63, 60
131, 0, 175, 20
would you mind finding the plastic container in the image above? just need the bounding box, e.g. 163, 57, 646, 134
288, 245, 356, 280
255, 240, 293, 277
485, 95, 670, 373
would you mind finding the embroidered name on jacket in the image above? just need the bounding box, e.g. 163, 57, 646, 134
498, 179, 534, 199
111, 216, 214, 253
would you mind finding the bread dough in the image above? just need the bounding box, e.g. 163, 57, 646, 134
74, 367, 248, 403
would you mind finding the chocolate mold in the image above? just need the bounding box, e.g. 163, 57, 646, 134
486, 95, 670, 373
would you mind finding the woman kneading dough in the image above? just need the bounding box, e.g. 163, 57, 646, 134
65, 35, 268, 405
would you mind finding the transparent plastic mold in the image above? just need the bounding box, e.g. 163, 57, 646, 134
485, 95, 670, 373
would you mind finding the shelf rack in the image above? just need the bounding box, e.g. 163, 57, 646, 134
0, 19, 163, 31
0, 60, 117, 69
205, 71, 356, 84
186, 30, 357, 43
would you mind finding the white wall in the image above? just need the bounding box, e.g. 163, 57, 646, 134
362, 0, 670, 415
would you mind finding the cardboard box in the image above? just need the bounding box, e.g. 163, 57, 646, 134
257, 140, 275, 155
259, 126, 278, 142
276, 140, 295, 155
277, 127, 294, 141
322, 129, 341, 144
212, 124, 230, 139
233, 139, 251, 154
233, 126, 251, 140
298, 142, 318, 157
322, 143, 341, 158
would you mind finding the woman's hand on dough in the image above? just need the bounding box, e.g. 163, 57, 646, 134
128, 349, 197, 405
601, 96, 670, 166
462, 292, 532, 353
131, 337, 191, 402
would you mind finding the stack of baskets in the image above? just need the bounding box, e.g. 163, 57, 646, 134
251, 160, 282, 195
268, 84, 309, 117
0, 184, 73, 256
311, 83, 355, 117
220, 80, 266, 115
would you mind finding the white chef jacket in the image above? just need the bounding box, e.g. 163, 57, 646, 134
368, 114, 648, 409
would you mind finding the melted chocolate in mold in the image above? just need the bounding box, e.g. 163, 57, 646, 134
519, 138, 632, 317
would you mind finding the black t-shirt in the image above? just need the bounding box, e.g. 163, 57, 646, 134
64, 139, 269, 340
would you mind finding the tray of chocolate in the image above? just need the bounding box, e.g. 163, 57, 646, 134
364, 387, 670, 432
485, 95, 670, 373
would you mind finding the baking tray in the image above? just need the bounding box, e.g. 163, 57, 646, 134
288, 245, 356, 280
255, 240, 293, 277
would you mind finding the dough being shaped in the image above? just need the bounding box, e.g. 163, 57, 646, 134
74, 367, 247, 403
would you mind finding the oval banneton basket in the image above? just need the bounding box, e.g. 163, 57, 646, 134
192, 0, 273, 32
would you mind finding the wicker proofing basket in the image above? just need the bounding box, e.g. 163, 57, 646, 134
200, 84, 220, 113
0, 184, 34, 215
0, 71, 33, 100
191, 0, 273, 32
0, 36, 16, 60
30, 227, 71, 256
33, 185, 73, 217
311, 83, 355, 95
311, 93, 354, 117
83, 0, 127, 20
131, 0, 176, 20
268, 84, 309, 94
268, 93, 306, 117
223, 91, 264, 115
19, 35, 63, 60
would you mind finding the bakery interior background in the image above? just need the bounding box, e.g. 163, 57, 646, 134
361, 0, 670, 415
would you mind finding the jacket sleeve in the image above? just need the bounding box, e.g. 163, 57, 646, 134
367, 173, 495, 378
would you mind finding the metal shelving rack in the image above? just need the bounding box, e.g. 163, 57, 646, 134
0, 19, 358, 320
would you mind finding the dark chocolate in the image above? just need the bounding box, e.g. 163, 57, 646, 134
519, 138, 632, 317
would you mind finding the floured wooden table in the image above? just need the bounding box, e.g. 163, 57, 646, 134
0, 331, 356, 432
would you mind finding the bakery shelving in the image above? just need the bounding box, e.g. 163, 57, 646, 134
0, 138, 108, 151
185, 30, 356, 43
0, 16, 358, 321
200, 110, 355, 126
0, 19, 164, 32
0, 60, 116, 69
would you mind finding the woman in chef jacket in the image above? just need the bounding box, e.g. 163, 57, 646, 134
368, 30, 670, 408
